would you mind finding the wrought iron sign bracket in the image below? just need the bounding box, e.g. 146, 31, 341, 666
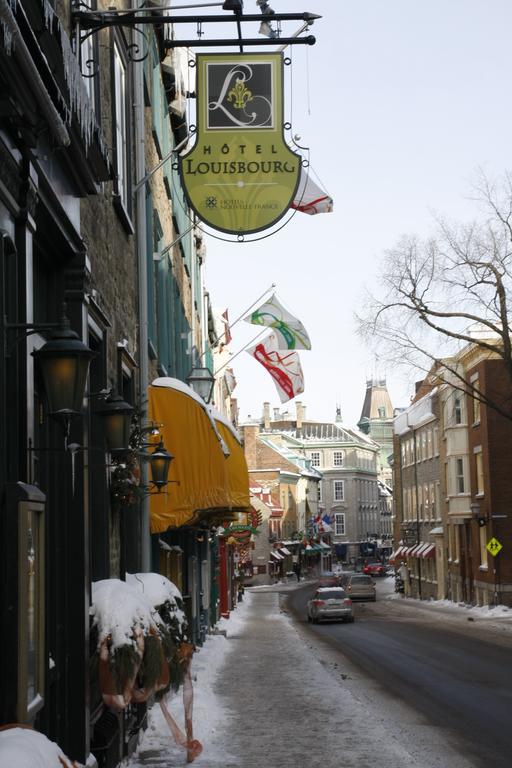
72, 4, 320, 62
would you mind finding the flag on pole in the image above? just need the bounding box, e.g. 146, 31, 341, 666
221, 309, 232, 345
244, 293, 311, 350
246, 332, 305, 404
292, 167, 333, 215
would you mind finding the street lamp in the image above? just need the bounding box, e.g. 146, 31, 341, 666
186, 366, 215, 404
96, 393, 134, 455
148, 441, 174, 492
28, 308, 95, 435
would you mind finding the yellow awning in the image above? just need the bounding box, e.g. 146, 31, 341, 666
214, 419, 250, 511
148, 379, 249, 533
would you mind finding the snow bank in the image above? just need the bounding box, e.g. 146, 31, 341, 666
0, 727, 79, 768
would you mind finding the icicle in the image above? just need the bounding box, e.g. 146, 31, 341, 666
1, 21, 14, 55
38, 0, 104, 152
68, 443, 81, 497
40, 0, 55, 33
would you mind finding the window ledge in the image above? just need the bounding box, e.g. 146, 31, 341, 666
475, 493, 485, 499
478, 565, 488, 572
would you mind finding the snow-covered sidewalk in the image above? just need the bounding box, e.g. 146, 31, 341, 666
127, 584, 475, 768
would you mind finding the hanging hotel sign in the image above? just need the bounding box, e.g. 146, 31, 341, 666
179, 53, 301, 235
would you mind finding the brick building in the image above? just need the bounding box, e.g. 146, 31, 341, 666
392, 342, 512, 607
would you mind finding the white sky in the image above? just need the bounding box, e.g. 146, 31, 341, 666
194, 0, 512, 426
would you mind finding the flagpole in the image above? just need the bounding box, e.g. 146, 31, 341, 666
200, 282, 276, 361
213, 327, 268, 376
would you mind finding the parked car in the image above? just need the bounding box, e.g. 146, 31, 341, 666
317, 571, 340, 587
363, 562, 386, 577
307, 587, 354, 624
342, 574, 376, 601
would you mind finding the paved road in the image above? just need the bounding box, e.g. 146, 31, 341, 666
287, 579, 512, 768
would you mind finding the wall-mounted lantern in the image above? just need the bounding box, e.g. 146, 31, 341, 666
186, 366, 215, 404
96, 393, 134, 455
148, 441, 174, 492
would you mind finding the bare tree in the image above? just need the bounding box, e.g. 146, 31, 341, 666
357, 172, 512, 419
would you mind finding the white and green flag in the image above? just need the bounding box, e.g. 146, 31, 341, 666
244, 293, 311, 350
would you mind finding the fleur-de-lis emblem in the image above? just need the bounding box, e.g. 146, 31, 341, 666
227, 77, 253, 110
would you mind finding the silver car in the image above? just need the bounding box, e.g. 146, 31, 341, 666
343, 574, 376, 602
307, 587, 355, 624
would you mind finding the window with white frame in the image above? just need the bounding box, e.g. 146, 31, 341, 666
427, 429, 433, 458
333, 451, 344, 467
317, 481, 322, 502
335, 513, 345, 536
455, 458, 465, 494
475, 447, 484, 495
470, 374, 481, 424
454, 395, 462, 424
421, 431, 427, 460
333, 480, 344, 501
423, 483, 430, 519
433, 426, 439, 455
479, 524, 488, 569
310, 451, 320, 467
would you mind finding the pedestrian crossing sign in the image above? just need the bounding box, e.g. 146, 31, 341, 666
486, 537, 503, 557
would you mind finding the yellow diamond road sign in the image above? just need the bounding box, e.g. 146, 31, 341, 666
486, 537, 503, 557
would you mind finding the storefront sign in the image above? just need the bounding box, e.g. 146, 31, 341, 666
180, 53, 301, 234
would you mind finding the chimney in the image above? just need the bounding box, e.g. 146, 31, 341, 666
241, 423, 260, 469
296, 401, 305, 429
263, 401, 271, 430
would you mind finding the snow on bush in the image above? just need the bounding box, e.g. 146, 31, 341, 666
126, 572, 186, 632
90, 578, 156, 649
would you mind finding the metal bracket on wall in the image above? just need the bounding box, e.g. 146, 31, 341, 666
72, 3, 320, 67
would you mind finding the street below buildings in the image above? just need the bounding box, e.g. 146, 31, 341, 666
129, 579, 512, 768
287, 577, 512, 768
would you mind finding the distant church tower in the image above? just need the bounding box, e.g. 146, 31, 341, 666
358, 379, 394, 485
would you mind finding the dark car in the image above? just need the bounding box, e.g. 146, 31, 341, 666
307, 587, 354, 624
363, 562, 386, 577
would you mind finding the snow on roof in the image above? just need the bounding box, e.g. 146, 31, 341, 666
207, 404, 243, 444
0, 728, 76, 768
152, 376, 205, 407
151, 376, 230, 456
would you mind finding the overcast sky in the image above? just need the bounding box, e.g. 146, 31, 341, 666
195, 1, 512, 426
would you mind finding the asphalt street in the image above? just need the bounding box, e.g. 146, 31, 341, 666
287, 578, 512, 768
203, 588, 476, 768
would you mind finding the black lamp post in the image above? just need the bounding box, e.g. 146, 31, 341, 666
97, 393, 134, 455
148, 441, 174, 492
30, 309, 95, 435
186, 366, 215, 404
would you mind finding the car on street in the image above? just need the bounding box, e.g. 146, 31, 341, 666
317, 571, 340, 587
342, 574, 377, 601
307, 587, 354, 624
363, 562, 386, 577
